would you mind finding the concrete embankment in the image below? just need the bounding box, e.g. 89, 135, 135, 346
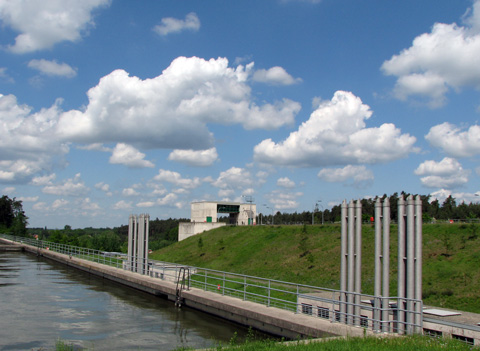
0, 238, 369, 340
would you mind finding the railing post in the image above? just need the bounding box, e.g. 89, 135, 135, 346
243, 276, 247, 301
295, 285, 299, 314
222, 272, 225, 296
268, 280, 271, 307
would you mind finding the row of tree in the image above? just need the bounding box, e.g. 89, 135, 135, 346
28, 217, 187, 253
256, 193, 480, 225
3, 192, 480, 252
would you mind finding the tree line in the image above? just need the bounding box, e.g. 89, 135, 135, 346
28, 217, 187, 253
2, 192, 479, 252
257, 192, 480, 225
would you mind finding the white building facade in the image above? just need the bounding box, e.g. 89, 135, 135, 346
178, 201, 257, 241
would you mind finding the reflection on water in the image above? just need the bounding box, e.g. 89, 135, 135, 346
0, 252, 271, 351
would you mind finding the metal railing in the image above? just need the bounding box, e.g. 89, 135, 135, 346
1, 233, 423, 334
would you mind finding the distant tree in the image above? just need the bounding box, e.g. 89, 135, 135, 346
49, 230, 67, 243
0, 195, 15, 229
440, 195, 456, 219
0, 195, 28, 236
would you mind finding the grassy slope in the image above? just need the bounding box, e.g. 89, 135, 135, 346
184, 335, 473, 351
151, 223, 480, 313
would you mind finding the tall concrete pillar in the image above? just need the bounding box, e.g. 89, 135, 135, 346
340, 200, 362, 326
373, 197, 390, 332
137, 214, 150, 274
397, 196, 406, 334
340, 200, 348, 323
127, 214, 150, 274
347, 200, 355, 324
414, 195, 423, 332
396, 195, 422, 334
354, 200, 362, 326
343, 195, 422, 334
382, 198, 390, 331
406, 195, 415, 333
373, 198, 382, 331
127, 215, 134, 271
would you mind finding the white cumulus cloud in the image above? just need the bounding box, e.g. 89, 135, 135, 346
253, 91, 416, 167
265, 190, 303, 210
277, 177, 296, 188
212, 167, 253, 190
253, 66, 302, 85
318, 165, 374, 186
153, 12, 200, 36
113, 200, 132, 210
28, 59, 77, 78
109, 143, 154, 168
425, 122, 480, 158
56, 57, 300, 150
381, 0, 480, 107
52, 199, 69, 210
0, 0, 111, 53
122, 187, 140, 197
154, 169, 202, 189
42, 173, 89, 196
0, 95, 69, 182
414, 157, 470, 189
168, 148, 218, 167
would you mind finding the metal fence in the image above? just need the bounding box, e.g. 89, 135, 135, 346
1, 233, 422, 334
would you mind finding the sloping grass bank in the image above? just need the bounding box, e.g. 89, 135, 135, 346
151, 223, 480, 313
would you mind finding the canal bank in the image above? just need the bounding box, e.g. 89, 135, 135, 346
0, 249, 264, 351
0, 237, 364, 340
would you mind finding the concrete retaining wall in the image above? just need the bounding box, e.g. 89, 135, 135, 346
178, 222, 226, 241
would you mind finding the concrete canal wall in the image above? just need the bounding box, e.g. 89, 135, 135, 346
0, 244, 23, 251
0, 237, 370, 340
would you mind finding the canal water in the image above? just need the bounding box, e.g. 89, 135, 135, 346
0, 252, 271, 351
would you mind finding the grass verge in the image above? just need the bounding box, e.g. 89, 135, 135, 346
174, 335, 475, 351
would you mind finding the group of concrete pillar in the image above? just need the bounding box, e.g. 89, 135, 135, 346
340, 195, 422, 334
127, 214, 150, 274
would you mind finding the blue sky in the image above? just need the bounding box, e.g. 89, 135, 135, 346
1, 0, 480, 229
